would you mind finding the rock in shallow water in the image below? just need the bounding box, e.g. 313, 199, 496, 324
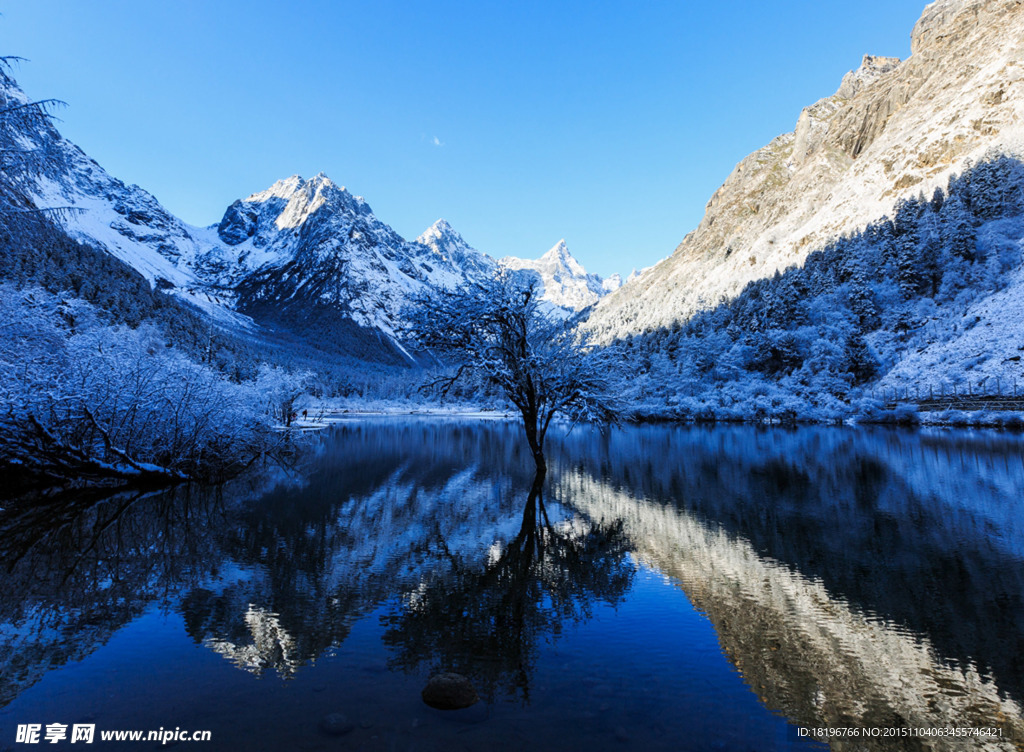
319, 712, 355, 736
421, 673, 479, 710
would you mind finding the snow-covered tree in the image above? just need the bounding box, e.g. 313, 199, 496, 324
255, 364, 313, 427
941, 192, 976, 262
404, 271, 620, 471
896, 232, 921, 300
0, 59, 65, 215
0, 286, 283, 489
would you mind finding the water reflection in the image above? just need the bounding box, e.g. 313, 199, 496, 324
550, 426, 1024, 702
0, 486, 225, 706
1, 420, 1023, 751
557, 465, 1024, 748
175, 420, 540, 680
381, 471, 634, 702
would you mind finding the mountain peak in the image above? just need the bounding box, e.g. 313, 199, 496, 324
247, 173, 350, 204
216, 173, 371, 244
416, 218, 465, 247
412, 218, 496, 284
499, 240, 619, 312
259, 174, 304, 198
252, 174, 368, 225
541, 239, 571, 260
534, 239, 587, 278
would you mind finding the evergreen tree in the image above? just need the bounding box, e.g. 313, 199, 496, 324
896, 232, 922, 300
940, 193, 976, 263
844, 333, 879, 384
916, 209, 943, 297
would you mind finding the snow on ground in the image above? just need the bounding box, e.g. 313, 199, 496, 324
282, 399, 517, 430
879, 261, 1024, 394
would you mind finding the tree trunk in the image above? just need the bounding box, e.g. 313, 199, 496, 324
3, 415, 190, 490
521, 408, 547, 473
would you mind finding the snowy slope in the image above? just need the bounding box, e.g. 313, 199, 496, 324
4, 62, 623, 355
0, 69, 251, 329
876, 221, 1024, 393
2, 60, 487, 360
500, 239, 621, 312
586, 0, 1024, 341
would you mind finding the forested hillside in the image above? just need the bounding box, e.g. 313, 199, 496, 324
587, 0, 1024, 343
615, 157, 1024, 422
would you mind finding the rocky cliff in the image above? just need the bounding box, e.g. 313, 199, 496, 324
586, 0, 1024, 341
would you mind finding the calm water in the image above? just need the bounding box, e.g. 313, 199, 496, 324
2, 420, 1024, 751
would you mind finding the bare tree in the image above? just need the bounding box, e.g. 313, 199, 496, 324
0, 57, 82, 244
404, 271, 620, 472
0, 59, 66, 204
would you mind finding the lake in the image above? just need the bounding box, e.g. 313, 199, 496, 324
1, 419, 1023, 750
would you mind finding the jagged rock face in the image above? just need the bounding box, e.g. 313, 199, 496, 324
586, 0, 1024, 341
500, 240, 621, 312
414, 219, 497, 283
226, 175, 419, 328
217, 200, 262, 246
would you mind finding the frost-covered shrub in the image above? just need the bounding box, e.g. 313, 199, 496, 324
254, 364, 314, 427
998, 412, 1024, 430
889, 404, 922, 425
0, 286, 290, 487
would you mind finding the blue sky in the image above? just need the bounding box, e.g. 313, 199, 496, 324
5, 1, 926, 277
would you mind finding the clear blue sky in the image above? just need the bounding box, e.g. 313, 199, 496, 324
4, 0, 926, 277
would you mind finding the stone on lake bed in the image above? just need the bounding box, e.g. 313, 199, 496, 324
319, 712, 355, 736
421, 673, 479, 710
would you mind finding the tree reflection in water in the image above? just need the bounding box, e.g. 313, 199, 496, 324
4, 421, 1024, 750
0, 485, 226, 707
381, 471, 635, 703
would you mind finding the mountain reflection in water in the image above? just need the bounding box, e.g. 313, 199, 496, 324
1, 420, 1022, 750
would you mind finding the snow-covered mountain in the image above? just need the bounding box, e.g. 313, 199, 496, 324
4, 72, 248, 328
213, 178, 503, 361
22, 145, 500, 360
415, 226, 620, 313
6, 52, 620, 363
500, 240, 621, 312
414, 218, 498, 283
0, 70, 460, 361
586, 0, 1024, 342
